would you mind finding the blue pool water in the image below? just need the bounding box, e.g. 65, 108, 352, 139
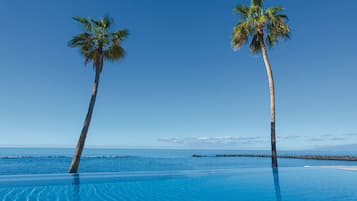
1, 148, 357, 200
1, 167, 357, 201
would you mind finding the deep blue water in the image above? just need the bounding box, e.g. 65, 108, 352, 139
1, 167, 357, 201
1, 148, 357, 200
1, 148, 357, 175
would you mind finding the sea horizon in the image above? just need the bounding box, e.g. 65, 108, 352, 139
1, 144, 356, 151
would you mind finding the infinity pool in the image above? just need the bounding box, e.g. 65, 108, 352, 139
0, 167, 356, 201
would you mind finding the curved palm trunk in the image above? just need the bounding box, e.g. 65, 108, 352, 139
258, 33, 278, 168
68, 69, 101, 173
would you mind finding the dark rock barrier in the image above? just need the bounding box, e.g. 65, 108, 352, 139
192, 154, 357, 161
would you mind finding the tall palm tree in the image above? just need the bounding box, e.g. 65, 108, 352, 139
231, 0, 290, 167
68, 16, 128, 173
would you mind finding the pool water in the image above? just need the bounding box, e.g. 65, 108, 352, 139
1, 167, 357, 201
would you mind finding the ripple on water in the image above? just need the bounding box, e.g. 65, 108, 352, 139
1, 168, 357, 201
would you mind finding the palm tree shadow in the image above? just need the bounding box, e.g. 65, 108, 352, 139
272, 168, 282, 201
72, 174, 81, 201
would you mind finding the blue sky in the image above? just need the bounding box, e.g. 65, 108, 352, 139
1, 0, 357, 150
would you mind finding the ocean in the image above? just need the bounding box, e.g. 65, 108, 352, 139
1, 148, 357, 175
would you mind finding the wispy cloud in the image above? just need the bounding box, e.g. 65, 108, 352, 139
158, 136, 265, 146
307, 137, 325, 141
320, 134, 334, 137
277, 135, 301, 140
158, 132, 357, 148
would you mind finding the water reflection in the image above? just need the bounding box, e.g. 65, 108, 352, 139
272, 168, 282, 201
72, 174, 80, 201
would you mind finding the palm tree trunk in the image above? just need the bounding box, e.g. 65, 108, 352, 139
258, 33, 278, 168
68, 69, 101, 173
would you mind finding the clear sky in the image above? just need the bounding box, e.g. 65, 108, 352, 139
1, 0, 357, 150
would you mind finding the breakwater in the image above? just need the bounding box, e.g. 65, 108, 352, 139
192, 154, 357, 161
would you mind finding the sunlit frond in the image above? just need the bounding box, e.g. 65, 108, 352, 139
231, 0, 290, 53
251, 0, 263, 7
112, 29, 129, 40
232, 21, 250, 50
267, 18, 290, 44
69, 16, 128, 71
233, 5, 249, 20
265, 6, 283, 18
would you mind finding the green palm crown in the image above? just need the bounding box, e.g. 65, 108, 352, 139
69, 16, 129, 71
232, 0, 290, 53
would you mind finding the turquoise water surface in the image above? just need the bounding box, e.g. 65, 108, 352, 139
1, 168, 357, 201
1, 148, 357, 200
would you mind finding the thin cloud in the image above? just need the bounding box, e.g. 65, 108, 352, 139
158, 136, 266, 145
158, 132, 357, 147
277, 135, 301, 140
307, 137, 325, 141
320, 134, 334, 137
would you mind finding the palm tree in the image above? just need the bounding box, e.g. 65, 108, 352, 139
68, 16, 128, 173
231, 0, 290, 167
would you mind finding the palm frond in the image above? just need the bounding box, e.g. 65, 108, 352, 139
101, 15, 112, 29
275, 14, 288, 20
251, 0, 263, 7
266, 34, 278, 48
68, 33, 92, 47
104, 45, 126, 61
112, 29, 129, 40
90, 18, 101, 28
99, 37, 110, 46
233, 5, 249, 20
231, 1, 290, 53
265, 6, 283, 17
249, 34, 261, 53
84, 49, 95, 65
73, 16, 92, 31
69, 15, 128, 69
267, 20, 290, 36
232, 21, 250, 50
